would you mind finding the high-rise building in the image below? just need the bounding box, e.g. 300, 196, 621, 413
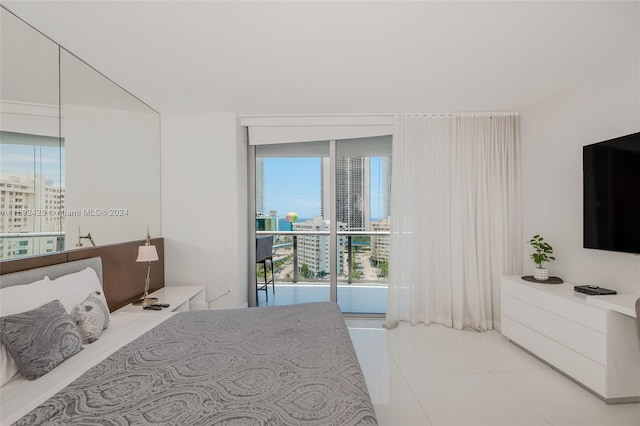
255, 158, 264, 215
0, 173, 65, 259
295, 217, 329, 278
382, 157, 392, 219
255, 214, 277, 231
321, 157, 370, 231
294, 217, 345, 277
371, 217, 390, 265
255, 159, 279, 231
320, 158, 329, 220
0, 173, 64, 233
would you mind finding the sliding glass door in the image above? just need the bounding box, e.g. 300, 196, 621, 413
249, 136, 391, 314
255, 141, 331, 306
335, 137, 391, 314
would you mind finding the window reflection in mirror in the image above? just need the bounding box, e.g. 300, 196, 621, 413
0, 8, 63, 259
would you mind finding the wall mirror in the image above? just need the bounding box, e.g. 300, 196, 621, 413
0, 7, 161, 260
60, 49, 161, 249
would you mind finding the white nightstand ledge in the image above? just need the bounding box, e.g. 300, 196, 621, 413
115, 285, 206, 313
501, 276, 640, 404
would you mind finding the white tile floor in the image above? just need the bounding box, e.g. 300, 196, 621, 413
347, 320, 640, 426
257, 283, 388, 313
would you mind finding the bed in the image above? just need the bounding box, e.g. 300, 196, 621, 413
0, 257, 377, 425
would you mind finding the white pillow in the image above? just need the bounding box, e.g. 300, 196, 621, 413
50, 267, 109, 315
0, 343, 17, 387
0, 276, 57, 387
0, 276, 57, 317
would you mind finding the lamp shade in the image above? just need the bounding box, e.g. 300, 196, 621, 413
136, 245, 159, 262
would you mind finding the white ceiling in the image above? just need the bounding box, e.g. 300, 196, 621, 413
2, 1, 638, 115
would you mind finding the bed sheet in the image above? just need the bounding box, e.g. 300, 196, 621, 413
0, 311, 174, 425
12, 302, 377, 425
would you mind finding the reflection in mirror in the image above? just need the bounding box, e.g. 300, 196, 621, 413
0, 8, 63, 259
60, 49, 161, 249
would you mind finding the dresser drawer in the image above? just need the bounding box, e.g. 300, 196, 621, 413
501, 278, 607, 333
502, 294, 607, 365
502, 316, 607, 395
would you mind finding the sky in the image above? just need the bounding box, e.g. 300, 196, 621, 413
263, 158, 321, 218
0, 143, 65, 186
262, 157, 384, 220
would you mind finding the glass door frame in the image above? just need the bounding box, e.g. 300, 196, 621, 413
248, 140, 340, 306
328, 140, 338, 302
248, 138, 391, 311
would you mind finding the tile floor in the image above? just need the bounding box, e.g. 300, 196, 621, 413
346, 320, 640, 426
257, 283, 388, 313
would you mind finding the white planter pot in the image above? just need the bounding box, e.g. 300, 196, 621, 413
534, 268, 549, 281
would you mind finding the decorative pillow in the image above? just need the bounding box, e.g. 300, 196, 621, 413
0, 300, 83, 380
50, 267, 109, 314
0, 277, 57, 387
69, 291, 110, 344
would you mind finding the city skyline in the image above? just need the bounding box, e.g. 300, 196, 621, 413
260, 156, 389, 220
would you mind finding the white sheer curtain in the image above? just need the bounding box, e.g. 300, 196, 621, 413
385, 113, 522, 331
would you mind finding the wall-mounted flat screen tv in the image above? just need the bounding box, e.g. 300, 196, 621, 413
583, 131, 640, 254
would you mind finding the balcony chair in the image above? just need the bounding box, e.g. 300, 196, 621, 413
256, 235, 275, 305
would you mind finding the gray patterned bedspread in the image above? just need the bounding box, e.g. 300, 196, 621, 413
15, 302, 377, 425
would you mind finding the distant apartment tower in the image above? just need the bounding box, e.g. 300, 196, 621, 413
321, 157, 370, 231
320, 158, 332, 221
268, 211, 279, 231
255, 213, 277, 231
294, 217, 345, 277
382, 157, 392, 219
0, 173, 65, 259
255, 158, 264, 215
0, 173, 64, 233
370, 217, 390, 265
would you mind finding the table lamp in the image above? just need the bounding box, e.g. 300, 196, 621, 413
132, 229, 159, 306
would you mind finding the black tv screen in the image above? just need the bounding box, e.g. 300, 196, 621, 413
583, 131, 640, 254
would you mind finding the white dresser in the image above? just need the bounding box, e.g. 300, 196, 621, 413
501, 276, 640, 403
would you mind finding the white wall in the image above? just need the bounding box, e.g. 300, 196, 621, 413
521, 63, 640, 294
161, 113, 248, 309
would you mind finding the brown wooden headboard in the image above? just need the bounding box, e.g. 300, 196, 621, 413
0, 238, 164, 312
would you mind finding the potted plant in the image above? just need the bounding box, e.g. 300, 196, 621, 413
528, 234, 555, 281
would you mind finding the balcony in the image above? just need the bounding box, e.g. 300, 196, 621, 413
256, 231, 389, 314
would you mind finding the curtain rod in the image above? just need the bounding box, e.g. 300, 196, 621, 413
239, 111, 520, 119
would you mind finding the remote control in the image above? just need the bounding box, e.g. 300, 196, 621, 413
143, 305, 162, 310
150, 303, 170, 308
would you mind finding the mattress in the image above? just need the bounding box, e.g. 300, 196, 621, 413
13, 302, 377, 425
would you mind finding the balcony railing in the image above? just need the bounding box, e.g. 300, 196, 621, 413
0, 232, 65, 260
256, 230, 390, 285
